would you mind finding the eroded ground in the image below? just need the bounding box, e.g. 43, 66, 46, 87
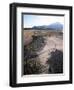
23, 30, 63, 75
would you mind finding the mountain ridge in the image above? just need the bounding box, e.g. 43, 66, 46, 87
32, 22, 63, 30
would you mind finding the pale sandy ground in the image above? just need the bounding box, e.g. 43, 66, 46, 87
23, 30, 63, 73
37, 36, 63, 73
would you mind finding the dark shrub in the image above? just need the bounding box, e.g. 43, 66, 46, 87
23, 36, 46, 75
47, 49, 63, 73
23, 58, 43, 75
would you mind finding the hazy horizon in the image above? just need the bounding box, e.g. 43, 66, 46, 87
23, 14, 64, 28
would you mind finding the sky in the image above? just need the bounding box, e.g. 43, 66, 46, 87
23, 14, 64, 28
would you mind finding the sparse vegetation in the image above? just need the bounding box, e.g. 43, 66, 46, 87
23, 35, 46, 75
47, 49, 63, 73
24, 58, 44, 75
23, 30, 63, 75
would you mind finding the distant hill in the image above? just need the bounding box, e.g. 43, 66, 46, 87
47, 22, 63, 30
32, 22, 63, 31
